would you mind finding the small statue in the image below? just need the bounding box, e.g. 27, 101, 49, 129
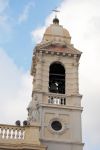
27, 95, 40, 123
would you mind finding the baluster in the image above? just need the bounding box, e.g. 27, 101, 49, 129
56, 97, 57, 104
8, 128, 11, 139
59, 97, 61, 105
53, 97, 55, 104
56, 97, 59, 105
16, 128, 19, 139
4, 128, 7, 139
51, 96, 53, 104
0, 127, 3, 139
0, 127, 1, 138
20, 129, 23, 139
50, 96, 51, 103
21, 129, 25, 139
23, 129, 25, 139
12, 128, 15, 139
64, 98, 66, 105
48, 96, 50, 103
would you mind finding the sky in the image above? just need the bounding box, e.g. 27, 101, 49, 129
0, 0, 100, 150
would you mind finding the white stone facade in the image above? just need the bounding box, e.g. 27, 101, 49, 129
28, 18, 84, 150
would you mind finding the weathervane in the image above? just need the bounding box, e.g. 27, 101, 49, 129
52, 8, 60, 18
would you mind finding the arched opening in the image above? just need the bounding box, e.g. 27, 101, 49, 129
49, 62, 65, 94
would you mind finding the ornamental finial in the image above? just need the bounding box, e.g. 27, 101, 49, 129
52, 8, 60, 18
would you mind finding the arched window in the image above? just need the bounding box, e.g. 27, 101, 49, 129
49, 62, 65, 94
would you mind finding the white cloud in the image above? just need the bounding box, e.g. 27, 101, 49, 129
31, 13, 53, 43
0, 16, 13, 43
0, 0, 9, 14
0, 0, 13, 43
31, 26, 46, 44
18, 1, 35, 23
0, 48, 32, 125
31, 0, 100, 149
0, 15, 11, 32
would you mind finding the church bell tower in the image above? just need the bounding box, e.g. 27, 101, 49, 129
27, 17, 83, 150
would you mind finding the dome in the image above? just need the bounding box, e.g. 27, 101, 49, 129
42, 18, 71, 44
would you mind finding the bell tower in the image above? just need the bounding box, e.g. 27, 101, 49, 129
27, 17, 83, 150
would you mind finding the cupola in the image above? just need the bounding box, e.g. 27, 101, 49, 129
42, 17, 71, 44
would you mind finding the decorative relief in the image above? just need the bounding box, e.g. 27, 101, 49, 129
27, 94, 40, 124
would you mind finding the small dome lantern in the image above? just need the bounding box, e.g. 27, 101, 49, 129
53, 17, 59, 24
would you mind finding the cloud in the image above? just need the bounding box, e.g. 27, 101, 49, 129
18, 1, 35, 23
0, 16, 13, 44
31, 26, 46, 44
31, 13, 53, 43
31, 0, 100, 150
0, 15, 12, 32
0, 0, 13, 43
0, 48, 32, 125
0, 0, 9, 14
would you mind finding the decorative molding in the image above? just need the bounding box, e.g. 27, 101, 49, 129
47, 117, 69, 135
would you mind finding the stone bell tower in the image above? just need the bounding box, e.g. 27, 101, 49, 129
27, 17, 84, 150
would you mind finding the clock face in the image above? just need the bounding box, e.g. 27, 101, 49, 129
51, 120, 62, 131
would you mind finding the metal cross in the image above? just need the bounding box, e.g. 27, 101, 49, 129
52, 8, 60, 18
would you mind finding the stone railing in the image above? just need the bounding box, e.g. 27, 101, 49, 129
48, 93, 66, 105
0, 123, 40, 145
42, 93, 82, 107
0, 124, 25, 140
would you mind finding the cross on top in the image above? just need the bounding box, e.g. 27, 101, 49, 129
52, 8, 60, 18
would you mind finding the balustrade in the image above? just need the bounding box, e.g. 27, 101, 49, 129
0, 124, 25, 140
0, 123, 43, 149
48, 93, 66, 105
